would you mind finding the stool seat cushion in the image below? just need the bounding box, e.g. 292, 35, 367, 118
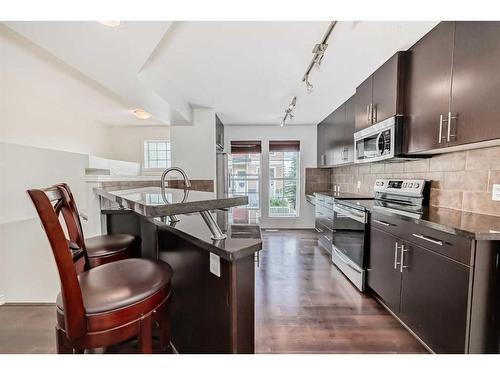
85, 234, 138, 258
57, 258, 172, 314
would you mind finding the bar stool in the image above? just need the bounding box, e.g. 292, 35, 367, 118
27, 185, 173, 354
57, 183, 139, 269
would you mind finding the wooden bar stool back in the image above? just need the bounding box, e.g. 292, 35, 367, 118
27, 185, 172, 354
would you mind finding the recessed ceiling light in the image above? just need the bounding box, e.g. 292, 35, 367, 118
132, 109, 152, 120
98, 21, 123, 28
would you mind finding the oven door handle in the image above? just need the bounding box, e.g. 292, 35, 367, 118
332, 204, 367, 224
332, 246, 363, 273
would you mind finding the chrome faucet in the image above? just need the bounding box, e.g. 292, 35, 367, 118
160, 166, 192, 191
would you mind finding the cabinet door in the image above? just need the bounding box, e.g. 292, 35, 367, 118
404, 22, 455, 153
343, 95, 355, 163
372, 52, 403, 124
367, 227, 402, 313
400, 241, 470, 353
355, 76, 373, 132
450, 22, 500, 146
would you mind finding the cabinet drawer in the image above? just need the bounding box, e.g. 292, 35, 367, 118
371, 212, 472, 266
318, 230, 333, 251
404, 225, 472, 266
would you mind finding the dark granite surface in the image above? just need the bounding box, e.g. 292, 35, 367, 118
95, 186, 247, 218
152, 212, 262, 261
340, 198, 500, 240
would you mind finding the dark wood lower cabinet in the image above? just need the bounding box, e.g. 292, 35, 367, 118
399, 241, 470, 354
368, 213, 500, 353
367, 227, 402, 313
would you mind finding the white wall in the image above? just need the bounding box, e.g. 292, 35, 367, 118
106, 126, 170, 165
170, 108, 216, 180
225, 124, 316, 229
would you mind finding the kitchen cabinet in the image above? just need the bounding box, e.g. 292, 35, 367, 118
405, 21, 500, 153
368, 213, 472, 353
314, 194, 334, 253
317, 95, 355, 168
450, 22, 500, 146
355, 52, 404, 132
399, 241, 470, 354
367, 227, 402, 313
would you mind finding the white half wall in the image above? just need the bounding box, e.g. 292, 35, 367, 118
170, 108, 216, 181
225, 124, 316, 229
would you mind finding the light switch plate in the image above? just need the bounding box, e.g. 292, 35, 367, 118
357, 180, 361, 189
209, 252, 221, 277
492, 184, 500, 201
0, 294, 5, 306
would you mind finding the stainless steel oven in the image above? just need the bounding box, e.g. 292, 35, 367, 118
331, 200, 369, 292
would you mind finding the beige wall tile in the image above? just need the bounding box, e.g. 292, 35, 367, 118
370, 163, 385, 174
443, 170, 489, 192
429, 151, 466, 172
404, 159, 430, 173
465, 146, 500, 171
489, 170, 500, 192
430, 189, 463, 210
463, 191, 500, 217
384, 162, 405, 173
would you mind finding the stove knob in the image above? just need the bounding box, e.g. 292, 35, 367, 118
403, 183, 407, 188
408, 183, 413, 188
415, 183, 420, 188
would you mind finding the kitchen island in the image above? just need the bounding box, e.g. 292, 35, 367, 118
95, 186, 262, 354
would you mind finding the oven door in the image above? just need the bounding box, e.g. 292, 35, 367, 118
331, 203, 367, 271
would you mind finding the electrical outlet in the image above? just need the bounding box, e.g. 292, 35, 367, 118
209, 252, 221, 277
492, 184, 500, 201
357, 180, 361, 189
0, 294, 5, 306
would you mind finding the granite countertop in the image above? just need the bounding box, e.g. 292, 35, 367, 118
95, 186, 247, 218
152, 213, 262, 261
341, 198, 500, 241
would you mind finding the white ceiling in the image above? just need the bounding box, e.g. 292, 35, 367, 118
3, 21, 439, 127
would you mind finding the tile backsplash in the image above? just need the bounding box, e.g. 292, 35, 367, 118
329, 145, 500, 217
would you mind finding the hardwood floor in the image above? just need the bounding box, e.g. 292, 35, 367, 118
255, 229, 427, 353
0, 229, 427, 354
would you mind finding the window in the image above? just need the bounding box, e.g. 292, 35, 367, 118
144, 140, 171, 169
229, 141, 261, 224
268, 141, 300, 217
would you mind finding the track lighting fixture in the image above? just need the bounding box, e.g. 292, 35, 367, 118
280, 96, 297, 127
301, 21, 337, 93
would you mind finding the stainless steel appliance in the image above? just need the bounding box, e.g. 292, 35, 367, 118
354, 116, 425, 164
216, 152, 229, 198
331, 178, 430, 292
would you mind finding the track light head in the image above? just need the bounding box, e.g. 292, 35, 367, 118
305, 75, 314, 93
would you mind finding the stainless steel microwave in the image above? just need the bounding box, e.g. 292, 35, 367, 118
353, 116, 404, 163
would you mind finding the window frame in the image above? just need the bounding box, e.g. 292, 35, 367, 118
143, 140, 171, 172
268, 150, 300, 218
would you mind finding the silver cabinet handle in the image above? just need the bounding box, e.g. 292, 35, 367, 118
394, 242, 401, 270
412, 233, 443, 246
447, 112, 457, 142
367, 104, 371, 124
373, 219, 392, 227
400, 244, 409, 273
438, 114, 444, 143
372, 104, 377, 123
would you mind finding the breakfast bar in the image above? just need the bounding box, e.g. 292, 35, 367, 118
95, 186, 262, 353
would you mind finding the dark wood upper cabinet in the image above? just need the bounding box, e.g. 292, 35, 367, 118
399, 241, 470, 354
404, 21, 455, 154
355, 76, 373, 131
367, 227, 402, 313
355, 52, 405, 132
450, 22, 500, 146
